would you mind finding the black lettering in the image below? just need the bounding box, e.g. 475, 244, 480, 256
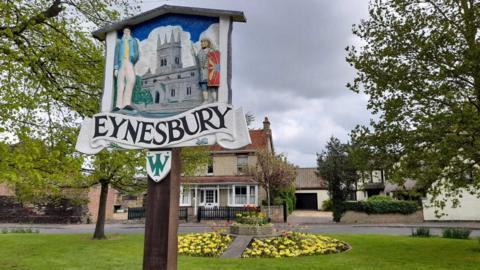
167, 119, 185, 143
138, 121, 154, 144
153, 122, 167, 145
196, 108, 217, 132
180, 115, 200, 136
122, 120, 141, 142
93, 115, 108, 138
109, 116, 127, 138
211, 106, 232, 129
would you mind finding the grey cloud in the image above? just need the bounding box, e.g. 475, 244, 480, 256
142, 0, 372, 167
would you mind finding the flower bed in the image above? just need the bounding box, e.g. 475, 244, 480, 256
235, 211, 269, 225
178, 233, 232, 257
242, 232, 349, 258
230, 211, 273, 236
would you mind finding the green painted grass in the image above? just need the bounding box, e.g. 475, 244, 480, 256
0, 233, 479, 270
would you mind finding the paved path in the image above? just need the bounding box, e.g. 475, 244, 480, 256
1, 222, 480, 237
287, 210, 334, 224
221, 236, 253, 258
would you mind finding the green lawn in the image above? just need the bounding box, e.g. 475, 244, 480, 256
0, 233, 479, 270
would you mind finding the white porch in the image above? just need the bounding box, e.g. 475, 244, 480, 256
179, 184, 259, 216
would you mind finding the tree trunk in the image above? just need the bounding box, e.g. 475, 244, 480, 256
93, 181, 109, 239
266, 183, 272, 222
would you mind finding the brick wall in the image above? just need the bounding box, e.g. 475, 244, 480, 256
87, 185, 119, 223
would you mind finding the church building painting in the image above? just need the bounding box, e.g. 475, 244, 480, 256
91, 5, 244, 117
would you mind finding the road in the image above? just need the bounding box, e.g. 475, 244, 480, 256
1, 222, 479, 237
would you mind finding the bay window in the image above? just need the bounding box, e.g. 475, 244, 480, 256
228, 185, 258, 206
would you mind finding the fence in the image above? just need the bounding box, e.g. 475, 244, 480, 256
127, 207, 188, 221
197, 206, 260, 222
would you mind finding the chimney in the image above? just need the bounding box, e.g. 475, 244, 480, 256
263, 117, 270, 131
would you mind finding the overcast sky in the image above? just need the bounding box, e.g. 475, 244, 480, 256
141, 0, 373, 167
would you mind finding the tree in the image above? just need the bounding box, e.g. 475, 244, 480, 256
346, 0, 480, 207
317, 137, 358, 222
0, 128, 84, 202
248, 149, 297, 219
0, 0, 139, 203
89, 146, 210, 240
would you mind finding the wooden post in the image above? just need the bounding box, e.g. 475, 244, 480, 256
143, 149, 181, 270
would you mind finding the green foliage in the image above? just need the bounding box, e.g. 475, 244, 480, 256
181, 147, 211, 177
411, 227, 431, 238
0, 0, 140, 128
0, 0, 140, 201
442, 228, 471, 239
273, 184, 296, 214
342, 200, 419, 215
1, 228, 39, 234
367, 195, 393, 202
0, 130, 84, 202
322, 199, 333, 211
317, 137, 358, 222
346, 0, 480, 209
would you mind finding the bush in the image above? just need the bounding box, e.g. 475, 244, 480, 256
235, 211, 269, 226
411, 227, 431, 237
322, 199, 333, 211
367, 195, 393, 202
442, 228, 471, 239
342, 200, 419, 215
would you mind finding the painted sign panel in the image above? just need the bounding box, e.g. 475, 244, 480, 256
75, 5, 249, 153
146, 151, 172, 182
106, 14, 225, 117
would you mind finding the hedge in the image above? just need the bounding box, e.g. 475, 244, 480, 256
342, 200, 419, 215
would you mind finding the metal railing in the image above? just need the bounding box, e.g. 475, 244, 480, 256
197, 206, 260, 222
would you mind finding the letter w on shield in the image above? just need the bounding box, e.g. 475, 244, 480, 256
146, 151, 171, 182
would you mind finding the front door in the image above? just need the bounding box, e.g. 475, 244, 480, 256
200, 189, 218, 208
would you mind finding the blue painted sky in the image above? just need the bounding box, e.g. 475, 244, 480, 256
119, 14, 218, 42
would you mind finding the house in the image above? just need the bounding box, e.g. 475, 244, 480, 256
179, 117, 273, 217
355, 170, 386, 200
294, 168, 329, 210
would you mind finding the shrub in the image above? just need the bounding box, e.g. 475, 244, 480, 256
342, 200, 419, 215
322, 199, 333, 211
367, 195, 393, 202
411, 227, 431, 237
235, 211, 269, 226
442, 228, 471, 239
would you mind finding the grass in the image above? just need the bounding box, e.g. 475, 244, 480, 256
0, 233, 479, 270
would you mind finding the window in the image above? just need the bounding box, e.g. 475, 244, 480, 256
177, 74, 181, 79
186, 86, 192, 95
155, 91, 160, 103
228, 185, 257, 206
237, 155, 248, 174
180, 186, 191, 206
175, 56, 180, 64
190, 72, 195, 77
171, 89, 176, 97
234, 186, 247, 205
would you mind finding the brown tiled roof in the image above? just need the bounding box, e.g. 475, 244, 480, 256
210, 129, 271, 152
182, 175, 257, 184
295, 168, 327, 189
